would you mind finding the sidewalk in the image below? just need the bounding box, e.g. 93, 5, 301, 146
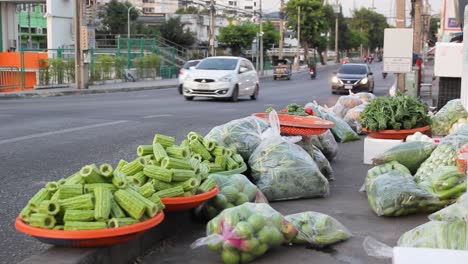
0, 63, 335, 100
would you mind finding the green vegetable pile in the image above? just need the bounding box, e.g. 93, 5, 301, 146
285, 211, 351, 247
265, 103, 312, 116
197, 174, 268, 220
431, 99, 468, 136
249, 139, 329, 201
192, 203, 298, 264
417, 166, 466, 201
206, 117, 269, 160
360, 94, 431, 132
429, 193, 468, 222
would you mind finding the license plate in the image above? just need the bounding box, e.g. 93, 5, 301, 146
345, 85, 353, 89
198, 83, 209, 89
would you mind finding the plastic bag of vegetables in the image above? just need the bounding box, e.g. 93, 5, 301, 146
352, 92, 376, 103
372, 141, 436, 175
296, 141, 334, 181
331, 96, 363, 119
429, 193, 468, 222
285, 211, 351, 247
305, 103, 360, 143
205, 117, 269, 160
406, 132, 434, 143
196, 174, 268, 220
449, 118, 468, 134
417, 166, 466, 201
414, 134, 468, 186
302, 131, 338, 162
360, 161, 412, 192
249, 111, 329, 201
432, 99, 468, 136
397, 220, 468, 250
365, 169, 439, 216
344, 104, 367, 134
191, 203, 298, 264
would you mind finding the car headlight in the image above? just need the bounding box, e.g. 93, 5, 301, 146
361, 77, 368, 85
220, 75, 234, 82
332, 76, 339, 83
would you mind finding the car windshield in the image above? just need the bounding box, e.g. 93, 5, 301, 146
338, 65, 367, 75
197, 58, 238, 70
182, 61, 200, 69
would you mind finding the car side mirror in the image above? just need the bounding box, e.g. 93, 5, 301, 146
240, 67, 248, 73
189, 66, 196, 70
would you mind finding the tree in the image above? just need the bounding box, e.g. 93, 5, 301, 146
428, 17, 440, 46
176, 6, 210, 15
260, 21, 280, 52
159, 17, 196, 47
218, 23, 257, 56
285, 0, 332, 64
98, 0, 139, 35
350, 8, 389, 52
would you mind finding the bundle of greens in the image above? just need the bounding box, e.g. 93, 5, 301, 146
205, 117, 269, 160
397, 220, 468, 250
196, 174, 268, 220
265, 103, 313, 116
285, 211, 351, 247
192, 203, 298, 264
360, 94, 431, 132
431, 99, 468, 136
417, 166, 466, 201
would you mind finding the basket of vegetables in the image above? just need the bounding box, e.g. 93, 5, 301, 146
361, 94, 431, 140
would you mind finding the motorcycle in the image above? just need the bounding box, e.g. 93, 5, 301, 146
382, 72, 388, 79
309, 67, 317, 79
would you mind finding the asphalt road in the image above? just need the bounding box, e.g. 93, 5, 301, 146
0, 62, 405, 263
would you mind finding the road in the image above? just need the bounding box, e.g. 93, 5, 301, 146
0, 62, 401, 263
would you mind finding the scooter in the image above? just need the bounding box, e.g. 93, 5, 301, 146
382, 72, 388, 79
309, 67, 317, 79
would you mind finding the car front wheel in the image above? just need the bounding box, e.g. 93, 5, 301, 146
184, 96, 194, 101
251, 84, 259, 100
178, 85, 183, 94
230, 85, 239, 102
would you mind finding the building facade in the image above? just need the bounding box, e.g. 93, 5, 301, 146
16, 4, 47, 49
97, 0, 179, 15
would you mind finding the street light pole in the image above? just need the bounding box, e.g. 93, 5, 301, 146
334, 0, 340, 63
127, 6, 135, 39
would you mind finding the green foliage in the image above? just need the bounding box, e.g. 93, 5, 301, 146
159, 17, 196, 47
218, 23, 257, 56
134, 54, 161, 79
98, 0, 139, 35
91, 55, 126, 82
261, 21, 280, 52
350, 8, 390, 50
38, 57, 74, 85
176, 7, 209, 15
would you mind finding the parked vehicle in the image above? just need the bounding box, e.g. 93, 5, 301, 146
178, 60, 202, 94
182, 56, 259, 102
273, 59, 292, 80
331, 63, 375, 94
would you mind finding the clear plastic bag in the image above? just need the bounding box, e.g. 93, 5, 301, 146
331, 96, 363, 119
191, 203, 298, 264
249, 111, 329, 201
300, 131, 339, 162
363, 236, 393, 259
343, 104, 367, 134
196, 174, 268, 220
296, 141, 334, 181
353, 92, 376, 103
205, 117, 269, 160
429, 193, 468, 222
365, 169, 439, 216
285, 211, 351, 247
431, 99, 468, 136
397, 220, 468, 250
305, 103, 360, 143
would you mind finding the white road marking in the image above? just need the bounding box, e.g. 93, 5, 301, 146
142, 114, 173, 119
0, 120, 129, 145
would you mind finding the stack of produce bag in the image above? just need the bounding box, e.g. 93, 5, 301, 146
343, 103, 367, 134
285, 211, 351, 247
331, 96, 363, 119
296, 143, 334, 181
372, 141, 436, 174
449, 117, 468, 134
298, 131, 338, 162
432, 99, 468, 136
191, 203, 298, 264
429, 193, 468, 222
205, 117, 269, 160
249, 111, 329, 201
351, 92, 376, 103
196, 174, 268, 220
364, 162, 440, 216
305, 102, 360, 143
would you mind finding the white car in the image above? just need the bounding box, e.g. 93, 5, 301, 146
182, 56, 259, 102
178, 60, 201, 94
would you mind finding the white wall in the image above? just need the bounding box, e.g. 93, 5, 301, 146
1, 2, 18, 51
46, 0, 74, 49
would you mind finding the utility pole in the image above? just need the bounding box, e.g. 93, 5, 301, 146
74, 0, 83, 89
396, 0, 406, 92
209, 0, 215, 56
27, 4, 32, 49
413, 0, 423, 54
295, 6, 301, 70
335, 0, 339, 63
279, 0, 284, 59
259, 0, 264, 75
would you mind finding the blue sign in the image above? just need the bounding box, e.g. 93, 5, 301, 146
448, 18, 460, 28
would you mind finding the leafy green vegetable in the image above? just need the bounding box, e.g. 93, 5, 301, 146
361, 93, 431, 132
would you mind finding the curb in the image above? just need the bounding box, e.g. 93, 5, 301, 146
19, 211, 201, 264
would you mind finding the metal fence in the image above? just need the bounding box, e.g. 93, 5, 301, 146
0, 66, 21, 92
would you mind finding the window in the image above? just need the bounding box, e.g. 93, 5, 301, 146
244, 61, 254, 71
197, 58, 239, 71
143, 7, 155, 13
245, 6, 253, 10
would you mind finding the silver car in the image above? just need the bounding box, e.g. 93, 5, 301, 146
178, 60, 201, 94
182, 56, 259, 102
